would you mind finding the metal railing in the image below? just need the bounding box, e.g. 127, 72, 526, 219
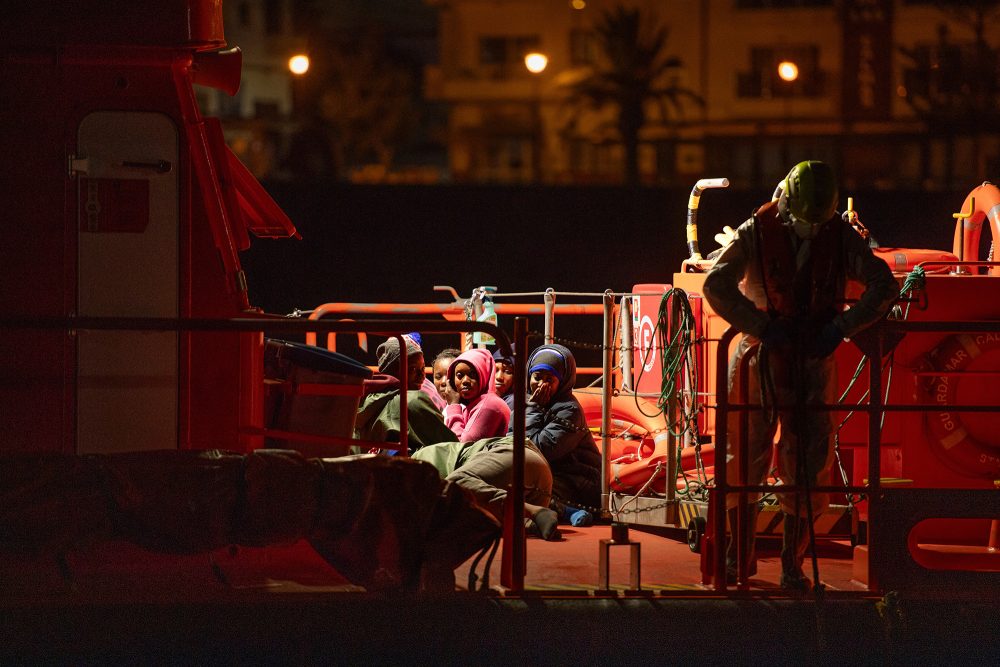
0, 313, 533, 590
712, 319, 1000, 595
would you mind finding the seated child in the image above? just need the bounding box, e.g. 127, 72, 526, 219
514, 343, 602, 526
492, 346, 516, 410
430, 347, 461, 411
401, 332, 449, 411
443, 348, 511, 442
354, 335, 456, 453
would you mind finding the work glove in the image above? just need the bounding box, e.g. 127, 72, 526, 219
714, 225, 736, 249
760, 317, 793, 348
809, 322, 844, 359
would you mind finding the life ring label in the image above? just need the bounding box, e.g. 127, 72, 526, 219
922, 333, 1000, 478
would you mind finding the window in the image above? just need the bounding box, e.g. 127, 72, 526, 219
737, 45, 825, 98
264, 0, 283, 36
479, 38, 508, 66
238, 2, 251, 27
478, 35, 541, 77
570, 29, 598, 66
736, 0, 832, 7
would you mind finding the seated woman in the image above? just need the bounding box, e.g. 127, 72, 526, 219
354, 336, 457, 454
515, 343, 602, 526
442, 348, 511, 442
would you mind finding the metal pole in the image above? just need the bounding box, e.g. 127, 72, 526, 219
866, 330, 883, 590
469, 289, 484, 350
665, 294, 680, 506
543, 288, 555, 344
601, 290, 614, 514
713, 327, 737, 590
396, 334, 409, 456
620, 296, 634, 392
509, 316, 529, 591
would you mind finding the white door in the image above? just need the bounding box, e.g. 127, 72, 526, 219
76, 111, 179, 453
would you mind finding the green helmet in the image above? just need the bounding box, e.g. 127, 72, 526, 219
778, 160, 838, 227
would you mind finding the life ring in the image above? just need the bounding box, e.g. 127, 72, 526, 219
573, 389, 715, 492
608, 445, 715, 494
919, 332, 1000, 478
952, 182, 1000, 276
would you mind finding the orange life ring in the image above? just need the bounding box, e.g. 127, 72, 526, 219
573, 389, 715, 492
919, 332, 1000, 478
952, 182, 1000, 276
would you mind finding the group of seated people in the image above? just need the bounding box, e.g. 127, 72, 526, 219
353, 334, 601, 541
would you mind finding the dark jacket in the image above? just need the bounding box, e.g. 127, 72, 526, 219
513, 344, 601, 508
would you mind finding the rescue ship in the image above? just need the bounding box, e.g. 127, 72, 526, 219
2, 1, 1000, 663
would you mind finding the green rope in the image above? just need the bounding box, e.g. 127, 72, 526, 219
630, 288, 709, 498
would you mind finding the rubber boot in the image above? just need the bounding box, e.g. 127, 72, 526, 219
725, 504, 758, 584
779, 513, 811, 592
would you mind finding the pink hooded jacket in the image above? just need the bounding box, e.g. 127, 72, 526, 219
443, 348, 511, 442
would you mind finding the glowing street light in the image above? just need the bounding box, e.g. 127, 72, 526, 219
288, 54, 310, 76
777, 60, 799, 83
524, 52, 548, 74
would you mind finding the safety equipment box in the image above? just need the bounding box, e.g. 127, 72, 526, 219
264, 340, 372, 456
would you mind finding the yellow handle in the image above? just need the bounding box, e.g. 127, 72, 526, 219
953, 196, 975, 220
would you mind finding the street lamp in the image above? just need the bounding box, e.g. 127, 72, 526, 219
524, 52, 548, 74
777, 60, 798, 165
777, 60, 799, 83
288, 54, 310, 76
524, 52, 548, 182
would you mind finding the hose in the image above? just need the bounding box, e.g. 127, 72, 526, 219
686, 178, 730, 261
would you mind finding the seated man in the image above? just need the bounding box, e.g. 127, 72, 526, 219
354, 335, 457, 454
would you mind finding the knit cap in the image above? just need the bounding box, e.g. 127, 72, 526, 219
376, 335, 422, 373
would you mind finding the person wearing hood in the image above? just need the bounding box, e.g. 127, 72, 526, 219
492, 345, 516, 411
703, 160, 896, 590
514, 344, 602, 524
354, 335, 457, 454
443, 348, 511, 442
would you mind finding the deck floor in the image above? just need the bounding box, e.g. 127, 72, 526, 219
457, 524, 868, 595
7, 531, 1000, 664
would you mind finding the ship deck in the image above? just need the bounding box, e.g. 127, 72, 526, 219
456, 523, 863, 595
8, 522, 1000, 664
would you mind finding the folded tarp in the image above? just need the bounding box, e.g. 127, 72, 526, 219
0, 449, 499, 592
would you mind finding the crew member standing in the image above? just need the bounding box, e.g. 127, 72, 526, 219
703, 160, 897, 590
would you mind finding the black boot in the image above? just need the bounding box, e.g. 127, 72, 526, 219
725, 504, 758, 584
779, 513, 811, 592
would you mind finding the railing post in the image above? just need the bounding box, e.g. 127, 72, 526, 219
502, 316, 529, 592
601, 290, 614, 514
543, 288, 555, 344
396, 334, 409, 456
665, 293, 680, 507
620, 295, 634, 393
713, 327, 737, 590
866, 329, 884, 590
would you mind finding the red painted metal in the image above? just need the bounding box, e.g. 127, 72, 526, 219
4, 0, 1000, 600
0, 0, 296, 455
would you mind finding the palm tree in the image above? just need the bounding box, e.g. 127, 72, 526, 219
561, 6, 702, 186
287, 26, 418, 180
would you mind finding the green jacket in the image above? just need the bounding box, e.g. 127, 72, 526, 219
355, 388, 457, 453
